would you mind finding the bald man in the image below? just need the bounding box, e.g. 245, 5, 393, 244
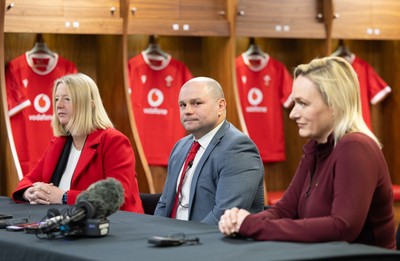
155, 77, 264, 224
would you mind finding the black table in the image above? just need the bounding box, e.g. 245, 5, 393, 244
0, 196, 399, 261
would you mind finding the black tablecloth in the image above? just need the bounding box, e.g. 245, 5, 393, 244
0, 196, 399, 261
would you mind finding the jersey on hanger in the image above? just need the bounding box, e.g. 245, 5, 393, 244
128, 52, 192, 166
236, 53, 293, 163
6, 52, 78, 176
350, 55, 391, 129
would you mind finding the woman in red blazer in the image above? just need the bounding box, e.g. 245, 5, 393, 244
12, 73, 144, 213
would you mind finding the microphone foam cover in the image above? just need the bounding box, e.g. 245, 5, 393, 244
46, 208, 61, 218
76, 178, 125, 218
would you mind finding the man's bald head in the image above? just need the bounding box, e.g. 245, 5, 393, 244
181, 77, 225, 101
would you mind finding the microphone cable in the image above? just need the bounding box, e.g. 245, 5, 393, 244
178, 160, 194, 208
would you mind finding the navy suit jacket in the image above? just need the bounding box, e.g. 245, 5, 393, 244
155, 121, 264, 224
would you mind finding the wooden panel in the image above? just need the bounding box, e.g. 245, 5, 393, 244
237, 21, 325, 39
237, 0, 315, 23
5, 0, 122, 34
128, 0, 179, 19
129, 0, 226, 20
128, 0, 229, 36
149, 166, 167, 193
333, 0, 400, 40
332, 0, 372, 39
127, 19, 229, 36
5, 17, 123, 34
370, 40, 400, 185
236, 0, 325, 38
179, 0, 226, 20
364, 24, 400, 41
95, 35, 152, 192
394, 202, 400, 234
5, 0, 64, 17
6, 0, 121, 18
198, 37, 238, 127
1, 1, 20, 196
371, 0, 400, 40
0, 0, 6, 195
64, 0, 121, 18
372, 0, 400, 25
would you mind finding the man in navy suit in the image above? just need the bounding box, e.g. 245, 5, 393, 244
154, 77, 264, 225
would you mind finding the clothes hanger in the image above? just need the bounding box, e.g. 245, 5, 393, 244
243, 37, 267, 58
26, 33, 56, 58
331, 39, 353, 62
242, 37, 268, 70
142, 35, 168, 60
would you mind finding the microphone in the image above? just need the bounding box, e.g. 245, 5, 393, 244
39, 178, 124, 236
76, 177, 124, 219
46, 208, 61, 218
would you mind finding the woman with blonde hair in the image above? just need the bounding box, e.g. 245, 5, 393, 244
13, 73, 144, 213
219, 57, 395, 249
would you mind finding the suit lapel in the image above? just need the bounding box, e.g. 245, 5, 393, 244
166, 137, 193, 212
43, 137, 68, 182
72, 130, 104, 183
188, 121, 228, 211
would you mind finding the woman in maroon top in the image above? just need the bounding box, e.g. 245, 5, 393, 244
219, 57, 395, 249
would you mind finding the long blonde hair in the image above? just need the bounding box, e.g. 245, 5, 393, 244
51, 73, 113, 136
294, 56, 380, 147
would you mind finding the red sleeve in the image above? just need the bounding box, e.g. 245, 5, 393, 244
5, 62, 31, 115
365, 64, 391, 104
280, 64, 293, 108
11, 137, 60, 202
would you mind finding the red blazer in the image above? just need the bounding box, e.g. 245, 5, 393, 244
12, 128, 144, 214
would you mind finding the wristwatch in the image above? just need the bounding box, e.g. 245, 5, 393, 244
62, 191, 68, 204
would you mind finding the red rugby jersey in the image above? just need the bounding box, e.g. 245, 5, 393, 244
236, 53, 293, 162
350, 55, 391, 129
6, 52, 77, 175
128, 52, 192, 166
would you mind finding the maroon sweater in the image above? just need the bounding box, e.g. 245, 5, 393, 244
240, 133, 395, 249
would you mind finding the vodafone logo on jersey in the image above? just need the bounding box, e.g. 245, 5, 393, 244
34, 94, 51, 113
29, 93, 53, 121
148, 88, 164, 107
144, 88, 168, 115
248, 88, 263, 106
246, 87, 267, 113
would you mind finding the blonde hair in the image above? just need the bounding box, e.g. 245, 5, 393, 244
51, 73, 113, 136
294, 56, 381, 147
